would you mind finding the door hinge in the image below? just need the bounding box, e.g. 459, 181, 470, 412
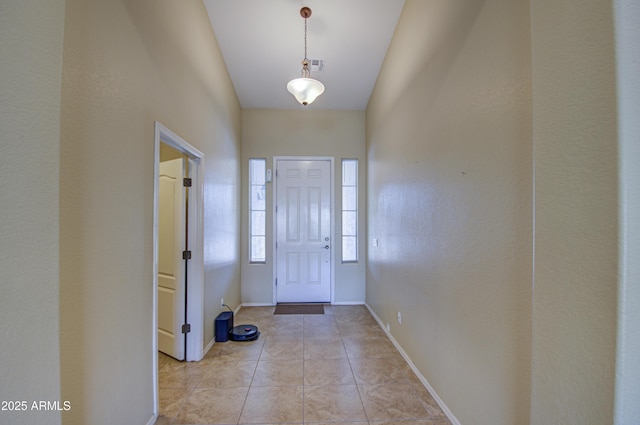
275, 278, 278, 286
181, 324, 191, 334
183, 177, 192, 187
182, 250, 192, 260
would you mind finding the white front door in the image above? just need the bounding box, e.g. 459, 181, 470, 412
158, 158, 186, 360
276, 159, 332, 303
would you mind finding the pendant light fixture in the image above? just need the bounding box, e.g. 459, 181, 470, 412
287, 7, 324, 106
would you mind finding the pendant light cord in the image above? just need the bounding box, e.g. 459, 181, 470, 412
286, 6, 324, 106
304, 16, 308, 60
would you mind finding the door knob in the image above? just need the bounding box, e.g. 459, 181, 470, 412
323, 245, 330, 249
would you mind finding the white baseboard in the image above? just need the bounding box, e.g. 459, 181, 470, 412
364, 303, 461, 425
241, 303, 275, 307
145, 414, 157, 425
331, 301, 365, 305
203, 338, 215, 357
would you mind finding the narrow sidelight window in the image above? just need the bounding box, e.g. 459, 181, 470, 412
342, 159, 358, 262
249, 159, 266, 263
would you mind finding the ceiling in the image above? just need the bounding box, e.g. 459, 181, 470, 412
203, 0, 405, 110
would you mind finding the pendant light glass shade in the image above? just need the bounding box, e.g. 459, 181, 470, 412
287, 7, 324, 106
287, 76, 325, 106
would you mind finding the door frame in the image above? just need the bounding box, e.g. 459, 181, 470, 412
272, 156, 335, 304
152, 122, 205, 414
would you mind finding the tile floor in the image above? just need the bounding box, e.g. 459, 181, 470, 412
155, 304, 451, 425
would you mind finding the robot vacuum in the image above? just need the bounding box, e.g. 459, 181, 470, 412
229, 325, 260, 341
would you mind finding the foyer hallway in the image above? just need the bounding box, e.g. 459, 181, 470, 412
155, 305, 451, 425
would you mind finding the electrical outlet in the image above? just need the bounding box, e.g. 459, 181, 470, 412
220, 298, 224, 308
386, 323, 391, 332
397, 312, 402, 325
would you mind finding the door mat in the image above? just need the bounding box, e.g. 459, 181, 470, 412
274, 304, 324, 315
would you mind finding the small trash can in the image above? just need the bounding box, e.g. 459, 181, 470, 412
214, 311, 234, 342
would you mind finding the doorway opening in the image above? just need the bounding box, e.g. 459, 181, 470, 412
158, 149, 188, 361
153, 122, 205, 416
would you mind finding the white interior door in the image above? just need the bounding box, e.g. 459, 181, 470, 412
158, 158, 185, 360
276, 159, 331, 303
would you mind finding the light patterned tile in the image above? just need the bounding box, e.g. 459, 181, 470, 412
359, 383, 430, 420
159, 365, 205, 389
409, 382, 449, 419
158, 352, 174, 372
237, 306, 275, 317
338, 323, 387, 339
336, 314, 379, 327
303, 314, 337, 328
308, 423, 367, 425
159, 305, 448, 425
152, 414, 173, 425
263, 327, 304, 343
239, 386, 303, 424
304, 325, 341, 340
304, 339, 348, 359
350, 357, 413, 384
174, 386, 249, 424
252, 360, 303, 386
332, 305, 370, 317
343, 337, 401, 359
370, 420, 452, 425
303, 359, 355, 386
303, 385, 367, 422
158, 388, 192, 419
198, 360, 257, 388
271, 314, 305, 329
260, 338, 304, 360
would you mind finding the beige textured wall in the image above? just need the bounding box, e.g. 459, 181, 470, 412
59, 0, 241, 423
160, 143, 185, 162
241, 109, 366, 305
0, 1, 65, 424
530, 0, 618, 424
366, 0, 532, 424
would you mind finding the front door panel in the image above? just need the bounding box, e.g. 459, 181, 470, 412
276, 159, 331, 303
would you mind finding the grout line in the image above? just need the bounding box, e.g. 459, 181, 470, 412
236, 312, 267, 425
347, 341, 370, 423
